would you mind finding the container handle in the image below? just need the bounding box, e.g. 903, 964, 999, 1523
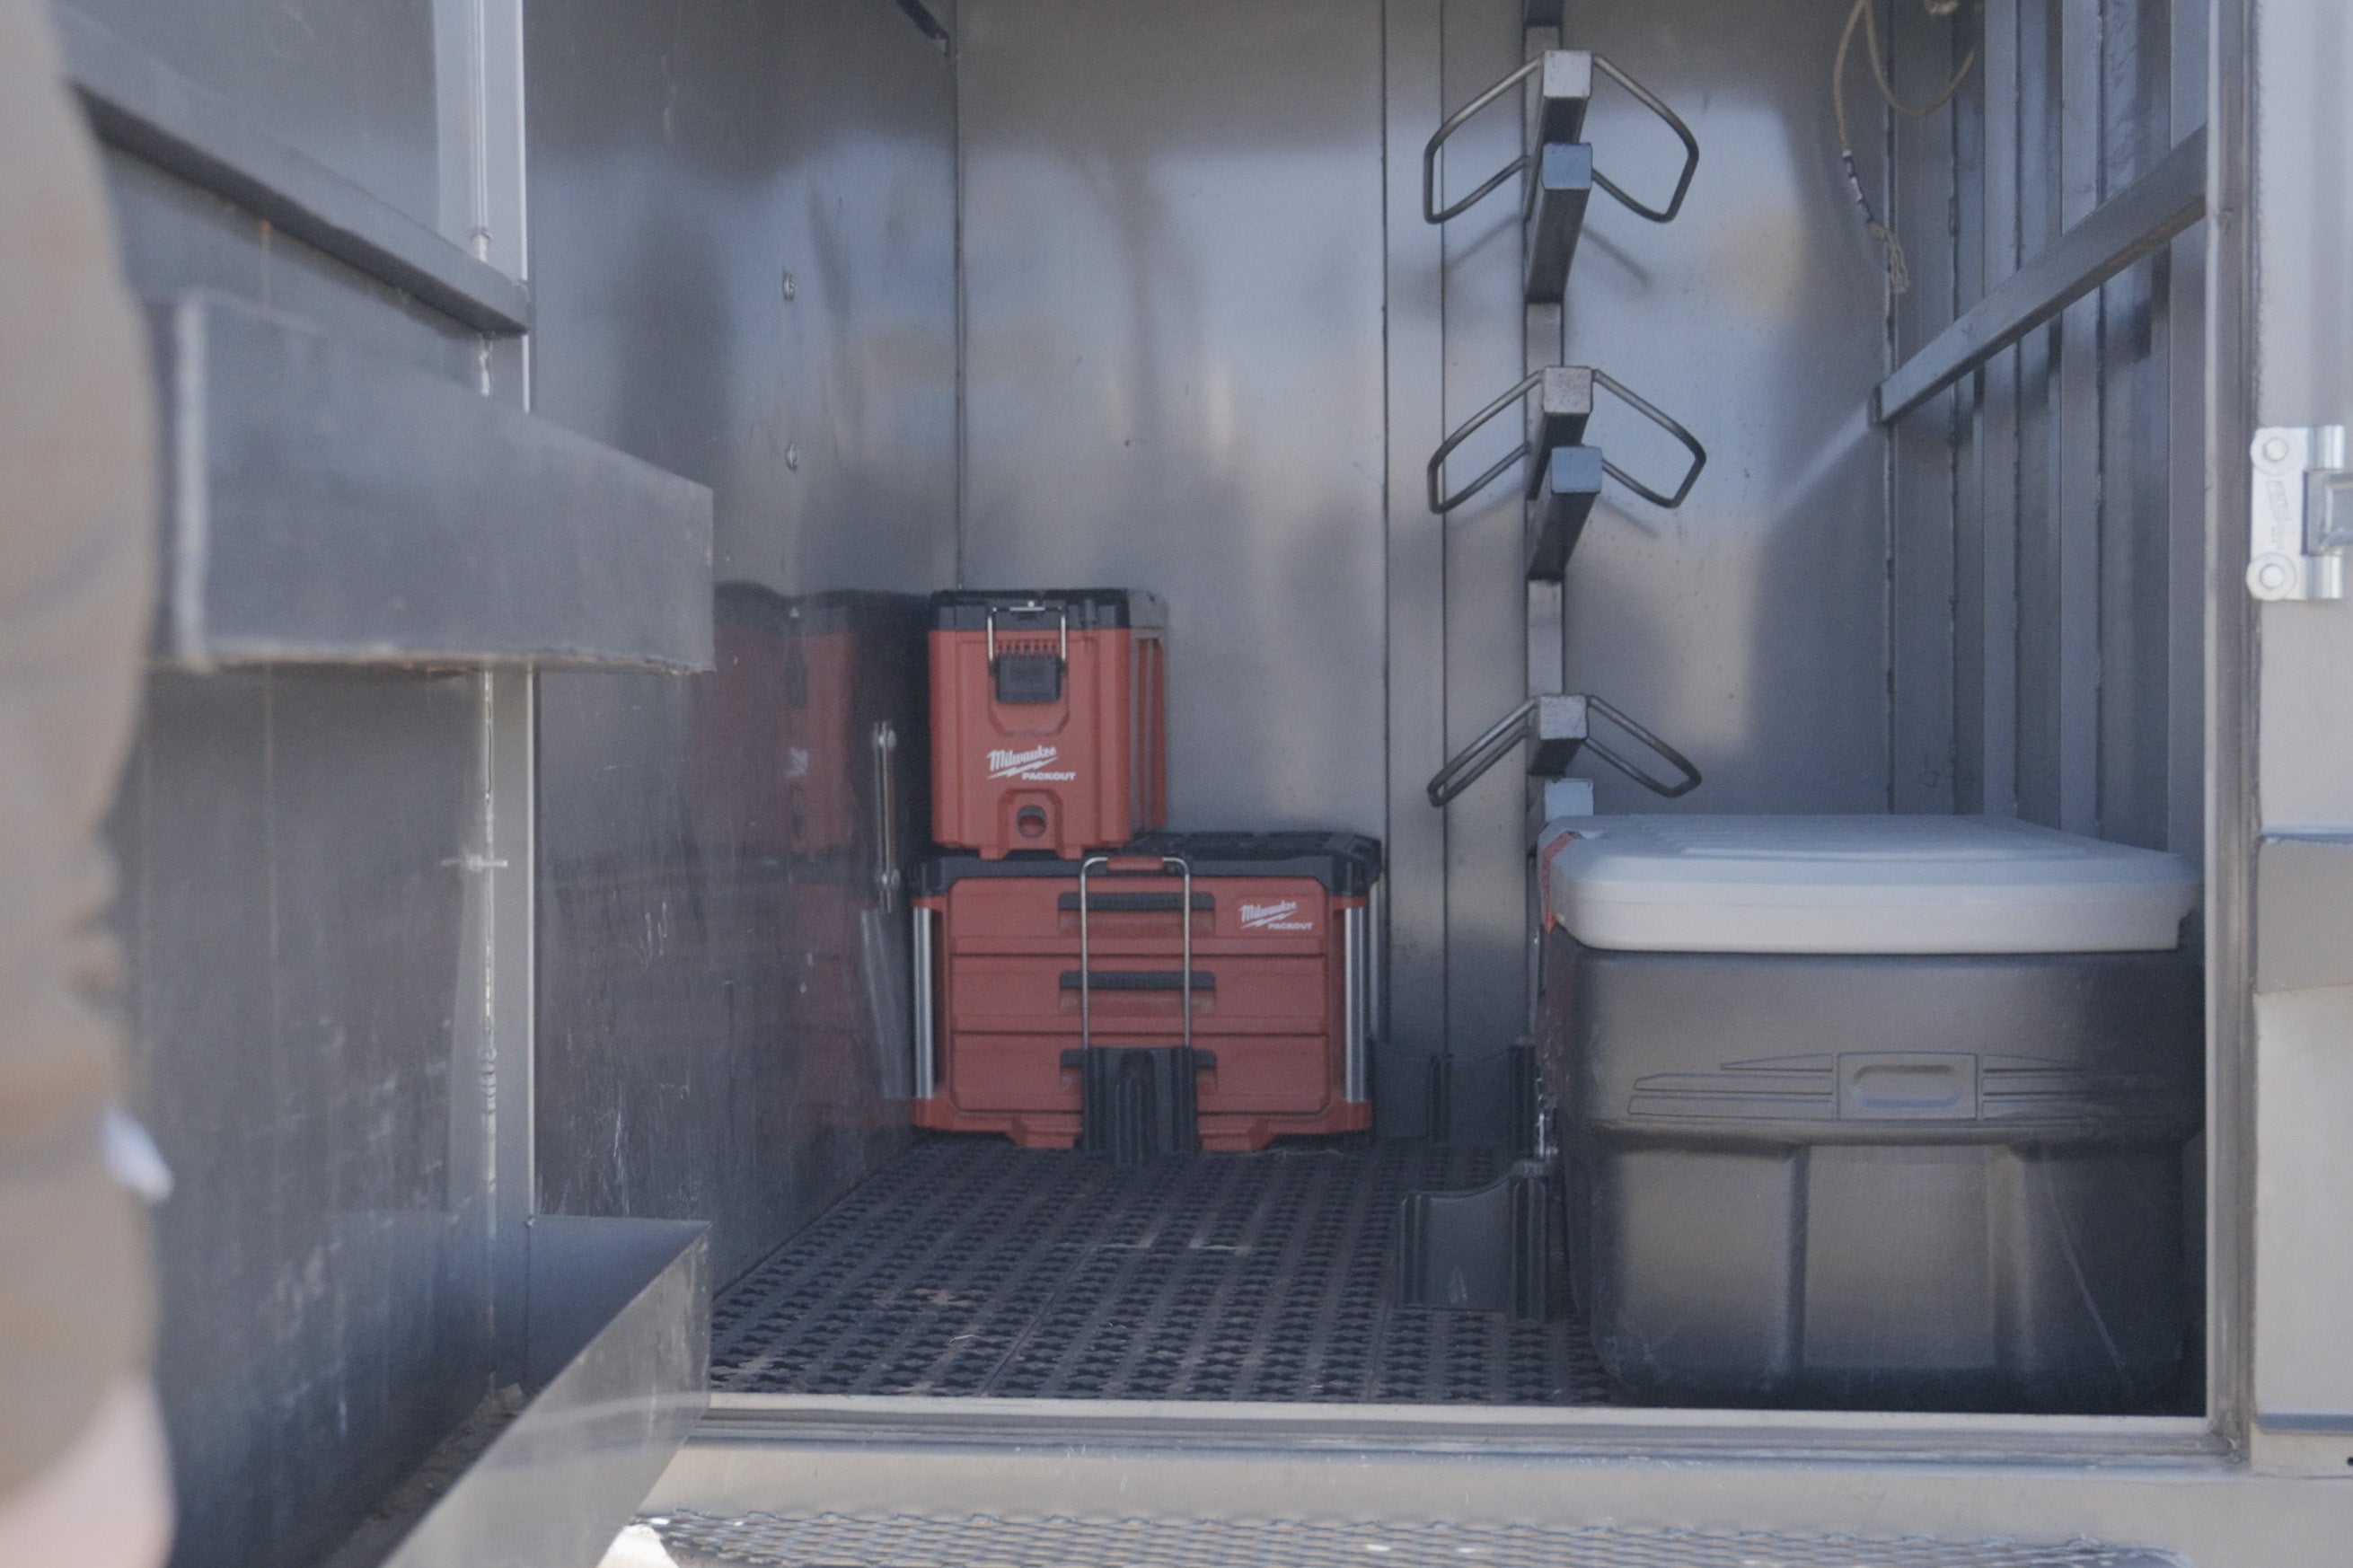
984, 601, 1069, 667
1589, 56, 1701, 225
1079, 854, 1195, 1054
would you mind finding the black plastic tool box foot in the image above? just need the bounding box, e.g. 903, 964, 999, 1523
1063, 1044, 1213, 1164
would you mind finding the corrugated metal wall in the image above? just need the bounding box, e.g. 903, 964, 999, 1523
1884, 0, 2207, 857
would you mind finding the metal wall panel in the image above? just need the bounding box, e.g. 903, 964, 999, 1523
109, 671, 489, 1568
526, 0, 957, 1287
1556, 0, 1892, 816
1382, 0, 1450, 1133
62, 0, 442, 226
956, 0, 1388, 841
85, 29, 526, 1565
1890, 0, 2206, 854
524, 0, 957, 600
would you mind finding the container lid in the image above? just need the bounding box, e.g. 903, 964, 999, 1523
921, 832, 1381, 896
930, 589, 1167, 631
1541, 815, 2199, 955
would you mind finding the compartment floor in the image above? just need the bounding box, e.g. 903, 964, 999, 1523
709, 1138, 1615, 1404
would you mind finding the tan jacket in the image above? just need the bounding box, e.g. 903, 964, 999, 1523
0, 0, 159, 1496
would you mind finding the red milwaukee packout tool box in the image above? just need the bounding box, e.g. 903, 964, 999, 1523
912, 832, 1380, 1150
930, 589, 1168, 859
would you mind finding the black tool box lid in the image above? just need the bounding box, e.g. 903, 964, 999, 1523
919, 832, 1382, 896
930, 589, 1168, 632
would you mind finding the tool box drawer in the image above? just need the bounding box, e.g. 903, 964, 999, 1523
937, 872, 1341, 953
943, 953, 1335, 1036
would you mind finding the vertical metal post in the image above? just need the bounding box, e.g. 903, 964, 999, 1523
1344, 903, 1368, 1103
1173, 855, 1194, 1054
912, 906, 936, 1101
485, 670, 534, 1386
437, 0, 533, 1384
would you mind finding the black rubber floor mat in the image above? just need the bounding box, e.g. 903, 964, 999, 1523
709, 1140, 1615, 1404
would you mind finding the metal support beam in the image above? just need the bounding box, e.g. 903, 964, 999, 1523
1525, 445, 1604, 580
57, 6, 533, 334
1522, 144, 1594, 304
1523, 368, 1594, 494
1874, 128, 2207, 425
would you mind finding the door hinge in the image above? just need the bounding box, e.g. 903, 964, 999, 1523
2248, 425, 2353, 602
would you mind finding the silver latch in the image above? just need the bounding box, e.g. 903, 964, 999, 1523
2248, 426, 2352, 602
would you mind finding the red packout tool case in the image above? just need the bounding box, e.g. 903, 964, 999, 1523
929, 590, 1168, 859
911, 832, 1379, 1151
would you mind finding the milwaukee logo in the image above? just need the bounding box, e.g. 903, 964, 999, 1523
1240, 900, 1312, 932
986, 744, 1077, 782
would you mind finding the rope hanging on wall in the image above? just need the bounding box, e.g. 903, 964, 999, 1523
1833, 0, 1976, 295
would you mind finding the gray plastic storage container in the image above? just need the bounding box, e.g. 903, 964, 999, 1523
1537, 816, 2203, 1412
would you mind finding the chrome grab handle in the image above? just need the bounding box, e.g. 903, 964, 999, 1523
1079, 854, 1195, 1053
1422, 54, 1698, 227
1343, 903, 1368, 1103
912, 903, 936, 1101
1424, 692, 1702, 806
1589, 56, 1701, 225
1592, 368, 1708, 509
1427, 367, 1706, 515
870, 720, 901, 912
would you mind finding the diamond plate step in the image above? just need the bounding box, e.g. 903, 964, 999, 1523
644, 1511, 2186, 1568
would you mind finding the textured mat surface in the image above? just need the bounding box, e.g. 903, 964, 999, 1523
646, 1511, 2185, 1568
709, 1139, 1612, 1404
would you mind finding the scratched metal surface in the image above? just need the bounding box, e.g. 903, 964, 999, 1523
525, 0, 956, 1289
110, 670, 488, 1568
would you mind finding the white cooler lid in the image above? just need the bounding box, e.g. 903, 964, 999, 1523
1540, 815, 2199, 955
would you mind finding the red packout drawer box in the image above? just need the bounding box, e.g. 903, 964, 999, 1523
912, 832, 1380, 1150
930, 590, 1168, 859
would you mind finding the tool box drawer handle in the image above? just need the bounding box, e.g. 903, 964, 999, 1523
1059, 970, 1219, 992
1056, 892, 1214, 913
